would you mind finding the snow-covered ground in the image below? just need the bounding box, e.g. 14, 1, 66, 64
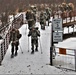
0, 21, 76, 74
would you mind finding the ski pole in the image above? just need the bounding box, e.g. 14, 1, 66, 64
28, 37, 29, 52
19, 45, 23, 54
39, 38, 43, 54
25, 24, 27, 35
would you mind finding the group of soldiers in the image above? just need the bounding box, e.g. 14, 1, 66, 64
9, 6, 40, 57
58, 2, 74, 12
25, 6, 51, 54
26, 6, 51, 30
26, 6, 41, 54
57, 2, 74, 19
25, 6, 51, 53
9, 26, 40, 58
10, 2, 74, 58
40, 7, 51, 29
7, 2, 75, 58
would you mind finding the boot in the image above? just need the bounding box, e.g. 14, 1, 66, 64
35, 47, 38, 52
11, 53, 14, 58
31, 50, 34, 54
15, 51, 18, 56
31, 46, 34, 54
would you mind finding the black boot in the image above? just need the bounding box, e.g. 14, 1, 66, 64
31, 50, 34, 54
31, 46, 34, 54
35, 47, 38, 52
11, 53, 14, 58
15, 51, 18, 56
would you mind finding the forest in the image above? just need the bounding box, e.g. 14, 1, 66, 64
0, 0, 75, 13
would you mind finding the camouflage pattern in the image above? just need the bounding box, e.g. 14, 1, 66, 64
9, 28, 21, 57
58, 2, 74, 12
1, 12, 8, 27
67, 3, 74, 11
58, 2, 74, 19
26, 10, 36, 29
45, 7, 51, 21
45, 7, 51, 26
28, 27, 40, 53
40, 11, 46, 29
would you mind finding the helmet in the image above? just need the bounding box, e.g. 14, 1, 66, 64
62, 2, 66, 6
27, 9, 31, 13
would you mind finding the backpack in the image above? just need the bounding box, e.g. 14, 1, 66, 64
17, 34, 22, 39
31, 30, 37, 39
32, 31, 37, 37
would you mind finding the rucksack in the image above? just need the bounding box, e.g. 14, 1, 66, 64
17, 34, 22, 39
32, 31, 37, 37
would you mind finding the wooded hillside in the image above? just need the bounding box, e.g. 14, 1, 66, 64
0, 0, 75, 13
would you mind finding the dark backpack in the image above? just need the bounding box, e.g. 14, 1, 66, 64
32, 31, 37, 37
17, 34, 22, 39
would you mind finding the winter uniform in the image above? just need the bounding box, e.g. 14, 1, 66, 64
1, 12, 8, 27
45, 8, 50, 20
26, 10, 36, 29
45, 8, 51, 26
30, 5, 37, 14
40, 11, 46, 30
59, 2, 74, 20
9, 28, 22, 58
28, 27, 40, 54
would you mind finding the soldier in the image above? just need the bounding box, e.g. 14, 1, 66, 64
9, 28, 22, 58
26, 10, 36, 29
68, 3, 74, 20
28, 27, 40, 54
1, 12, 8, 27
30, 5, 37, 14
45, 7, 51, 26
40, 10, 46, 30
68, 3, 74, 10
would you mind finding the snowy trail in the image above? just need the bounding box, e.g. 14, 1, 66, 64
0, 22, 76, 74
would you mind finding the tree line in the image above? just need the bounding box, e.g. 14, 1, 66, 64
0, 0, 75, 14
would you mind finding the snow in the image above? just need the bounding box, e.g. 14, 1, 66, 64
0, 39, 3, 44
0, 21, 76, 74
